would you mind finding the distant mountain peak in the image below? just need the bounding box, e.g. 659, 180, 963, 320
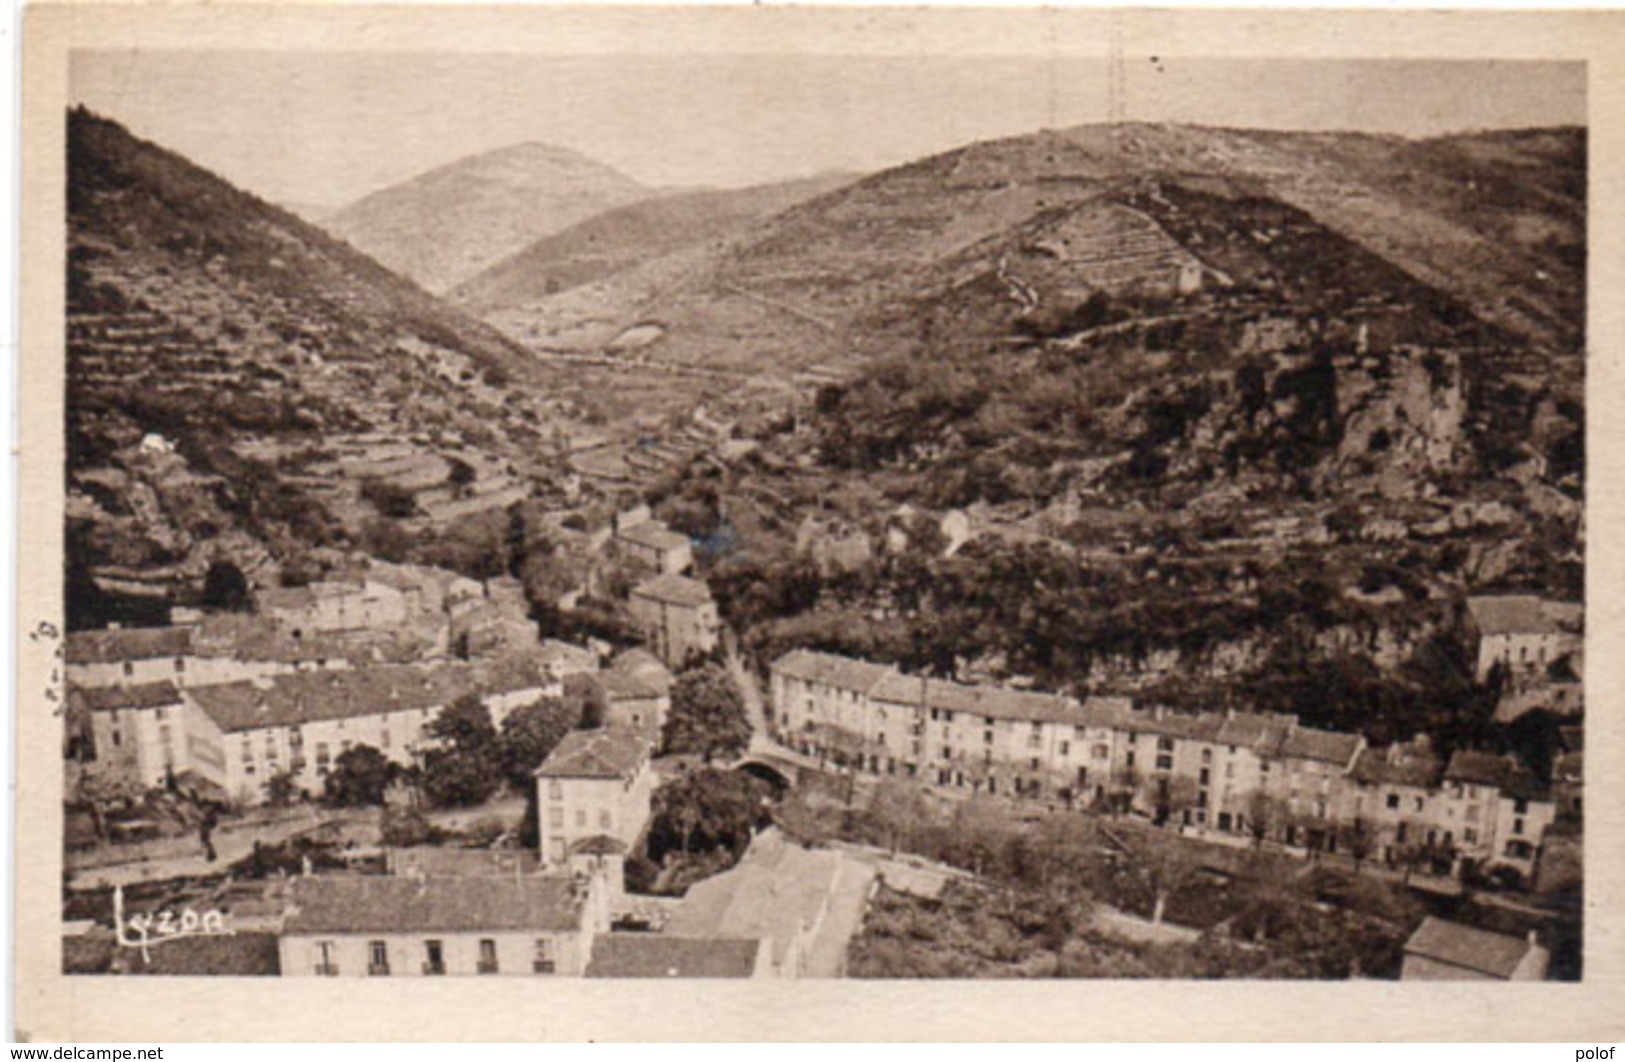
327, 141, 651, 293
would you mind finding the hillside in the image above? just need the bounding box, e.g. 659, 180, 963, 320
65, 108, 568, 624
491, 122, 1582, 378
325, 142, 652, 294
629, 123, 1583, 751
451, 173, 856, 314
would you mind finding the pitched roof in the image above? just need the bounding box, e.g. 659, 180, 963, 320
585, 934, 762, 978
869, 671, 1088, 726
1213, 712, 1297, 751
1443, 750, 1518, 789
771, 649, 897, 696
596, 670, 663, 702
1352, 741, 1444, 789
1467, 595, 1565, 636
617, 521, 691, 553
1404, 916, 1541, 979
1279, 727, 1364, 767
664, 833, 842, 966
73, 680, 183, 712
184, 664, 477, 734
612, 648, 673, 694
65, 626, 193, 665
282, 873, 585, 935
630, 573, 713, 609
536, 727, 649, 779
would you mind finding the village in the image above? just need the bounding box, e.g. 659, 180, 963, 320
59, 465, 1583, 980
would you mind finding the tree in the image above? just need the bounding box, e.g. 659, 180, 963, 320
202, 560, 250, 611
422, 695, 501, 807
1245, 789, 1286, 850
323, 744, 394, 807
265, 769, 300, 808
1341, 817, 1378, 875
647, 768, 770, 863
661, 663, 750, 763
496, 697, 580, 790
1120, 828, 1205, 926
866, 778, 934, 856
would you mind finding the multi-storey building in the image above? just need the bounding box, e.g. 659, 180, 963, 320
534, 728, 654, 868
279, 871, 610, 977
1465, 595, 1581, 683
181, 658, 551, 804
626, 573, 720, 667
72, 680, 187, 788
767, 648, 1558, 878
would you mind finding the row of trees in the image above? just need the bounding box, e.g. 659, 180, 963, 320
312, 693, 584, 810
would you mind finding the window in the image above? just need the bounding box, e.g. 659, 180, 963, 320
548, 808, 563, 829
575, 809, 587, 827
1157, 737, 1175, 753
1093, 744, 1109, 760
1201, 748, 1213, 765
598, 809, 612, 830
984, 731, 994, 746
1126, 751, 1136, 768
1060, 741, 1070, 757
533, 939, 556, 974
1199, 768, 1210, 786
1387, 793, 1400, 810
380, 728, 391, 749
368, 940, 389, 976
549, 780, 563, 801
159, 724, 172, 747
154, 706, 167, 721
1155, 754, 1173, 771
111, 730, 122, 747
1464, 828, 1478, 845
174, 658, 186, 674
1225, 763, 1235, 779
1413, 796, 1425, 812
241, 739, 254, 763
424, 940, 445, 975
122, 662, 134, 677
1513, 817, 1525, 836
1515, 798, 1529, 814
478, 939, 499, 974
315, 743, 331, 775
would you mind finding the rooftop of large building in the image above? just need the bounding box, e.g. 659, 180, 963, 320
584, 934, 762, 978
182, 657, 545, 734
71, 680, 183, 712
1404, 916, 1543, 979
663, 831, 842, 967
282, 873, 585, 936
1351, 738, 1445, 789
771, 648, 897, 696
65, 626, 193, 665
535, 727, 649, 780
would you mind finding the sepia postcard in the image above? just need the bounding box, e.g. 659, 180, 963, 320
13, 2, 1625, 1042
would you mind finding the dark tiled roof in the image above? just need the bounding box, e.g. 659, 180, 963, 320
1467, 595, 1564, 636
1213, 712, 1297, 751
74, 680, 183, 712
771, 649, 896, 696
536, 727, 649, 779
184, 664, 477, 734
630, 573, 714, 608
1352, 743, 1444, 789
1280, 727, 1363, 767
1444, 750, 1518, 789
65, 626, 193, 665
1404, 916, 1539, 979
596, 670, 662, 702
869, 671, 1088, 726
585, 934, 761, 978
283, 873, 585, 935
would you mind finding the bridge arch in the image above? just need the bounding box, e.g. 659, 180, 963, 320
734, 758, 793, 795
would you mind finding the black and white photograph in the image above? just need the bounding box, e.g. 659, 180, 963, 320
12, 3, 1622, 1043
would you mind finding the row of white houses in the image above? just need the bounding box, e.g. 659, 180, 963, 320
769, 649, 1558, 879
